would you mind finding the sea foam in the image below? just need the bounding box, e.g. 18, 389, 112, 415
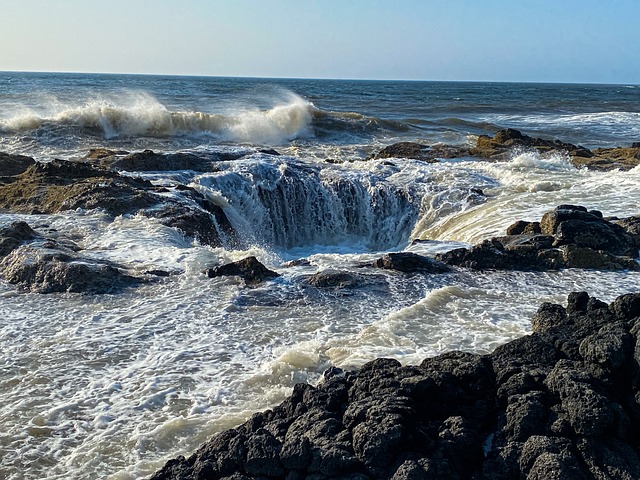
0, 90, 315, 145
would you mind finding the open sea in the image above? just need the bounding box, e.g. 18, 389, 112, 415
0, 72, 639, 479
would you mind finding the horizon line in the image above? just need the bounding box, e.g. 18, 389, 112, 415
1, 69, 638, 87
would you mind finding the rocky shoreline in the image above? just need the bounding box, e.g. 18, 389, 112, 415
151, 291, 640, 480
1, 128, 639, 294
0, 128, 639, 478
369, 128, 640, 172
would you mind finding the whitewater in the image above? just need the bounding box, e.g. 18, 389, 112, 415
0, 73, 639, 479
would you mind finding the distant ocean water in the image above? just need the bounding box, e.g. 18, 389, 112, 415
0, 72, 639, 479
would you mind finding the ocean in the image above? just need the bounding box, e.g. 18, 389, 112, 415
0, 72, 639, 479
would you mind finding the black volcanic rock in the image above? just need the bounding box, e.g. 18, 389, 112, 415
436, 205, 639, 271
204, 256, 279, 286
96, 149, 215, 172
304, 269, 364, 289
371, 252, 450, 273
151, 291, 640, 480
369, 142, 470, 162
0, 221, 37, 257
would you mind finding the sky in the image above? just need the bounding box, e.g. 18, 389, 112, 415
1, 0, 639, 84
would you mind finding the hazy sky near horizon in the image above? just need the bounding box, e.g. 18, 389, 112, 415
1, 0, 639, 83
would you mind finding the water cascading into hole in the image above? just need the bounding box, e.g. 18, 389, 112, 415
196, 159, 422, 251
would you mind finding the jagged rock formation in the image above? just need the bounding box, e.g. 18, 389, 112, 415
470, 128, 640, 171
0, 159, 161, 215
84, 149, 217, 172
368, 142, 470, 162
82, 147, 267, 171
151, 291, 640, 480
436, 205, 639, 271
371, 252, 451, 273
0, 151, 36, 180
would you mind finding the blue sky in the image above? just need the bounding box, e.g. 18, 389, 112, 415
1, 0, 639, 83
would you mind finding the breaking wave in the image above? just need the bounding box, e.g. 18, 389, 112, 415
0, 91, 314, 145
0, 90, 417, 146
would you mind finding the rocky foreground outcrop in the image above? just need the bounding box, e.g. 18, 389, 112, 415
370, 129, 640, 171
436, 205, 640, 271
151, 291, 640, 480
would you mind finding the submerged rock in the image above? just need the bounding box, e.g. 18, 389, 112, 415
437, 205, 639, 271
152, 291, 640, 480
304, 269, 364, 289
204, 256, 279, 286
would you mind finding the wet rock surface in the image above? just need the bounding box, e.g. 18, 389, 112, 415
151, 291, 640, 480
0, 158, 233, 247
368, 142, 470, 162
0, 159, 161, 216
369, 129, 640, 171
303, 269, 365, 289
204, 256, 280, 286
0, 151, 36, 180
471, 128, 640, 171
371, 252, 451, 273
0, 221, 141, 294
88, 149, 217, 172
436, 205, 639, 271
470, 128, 593, 161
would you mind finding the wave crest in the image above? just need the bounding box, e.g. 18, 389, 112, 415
0, 90, 315, 145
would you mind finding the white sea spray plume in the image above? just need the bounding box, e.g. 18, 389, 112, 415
0, 89, 315, 144
223, 92, 314, 144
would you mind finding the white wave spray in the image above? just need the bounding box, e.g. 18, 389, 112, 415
0, 90, 315, 145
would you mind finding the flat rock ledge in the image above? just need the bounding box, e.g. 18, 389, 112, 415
151, 291, 640, 480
